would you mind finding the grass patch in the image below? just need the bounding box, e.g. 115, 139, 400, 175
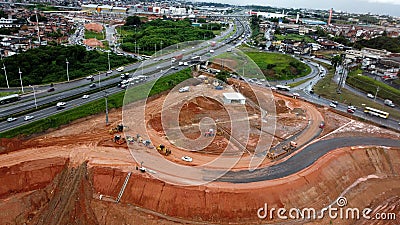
346, 69, 400, 105
288, 78, 312, 88
314, 63, 400, 120
85, 29, 105, 40
0, 91, 20, 97
274, 34, 315, 43
245, 51, 311, 80
0, 68, 192, 138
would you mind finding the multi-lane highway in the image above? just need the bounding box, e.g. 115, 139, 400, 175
0, 17, 250, 133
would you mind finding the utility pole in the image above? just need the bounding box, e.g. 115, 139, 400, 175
2, 63, 9, 89
18, 68, 24, 93
134, 40, 137, 55
29, 85, 37, 109
154, 43, 156, 57
98, 71, 101, 87
66, 58, 70, 82
160, 41, 163, 55
105, 91, 109, 125
374, 86, 379, 101
107, 52, 110, 71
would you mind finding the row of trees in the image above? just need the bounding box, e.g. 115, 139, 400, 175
121, 17, 215, 55
0, 45, 136, 87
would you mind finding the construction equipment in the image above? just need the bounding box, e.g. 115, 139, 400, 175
282, 141, 297, 151
109, 124, 127, 134
156, 144, 171, 156
113, 135, 126, 145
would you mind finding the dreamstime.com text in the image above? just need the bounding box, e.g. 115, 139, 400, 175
257, 197, 396, 221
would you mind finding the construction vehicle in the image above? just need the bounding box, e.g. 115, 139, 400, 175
156, 144, 171, 156
282, 141, 297, 151
109, 124, 126, 134
172, 54, 183, 62
113, 135, 126, 145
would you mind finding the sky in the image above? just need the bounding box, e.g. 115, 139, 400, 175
207, 0, 400, 17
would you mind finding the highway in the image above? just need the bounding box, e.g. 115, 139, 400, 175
0, 17, 250, 133
209, 137, 400, 183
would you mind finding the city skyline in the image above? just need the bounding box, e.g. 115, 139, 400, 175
207, 0, 400, 17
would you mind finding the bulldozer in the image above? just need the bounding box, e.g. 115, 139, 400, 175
156, 144, 171, 156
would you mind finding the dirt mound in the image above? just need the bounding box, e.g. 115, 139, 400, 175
30, 162, 98, 225
83, 38, 103, 48
275, 99, 290, 114
84, 23, 103, 33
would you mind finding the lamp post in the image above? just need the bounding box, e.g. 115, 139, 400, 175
18, 68, 24, 93
66, 58, 70, 82
98, 71, 101, 87
105, 90, 109, 125
160, 41, 163, 55
29, 85, 37, 109
2, 63, 9, 89
107, 52, 110, 71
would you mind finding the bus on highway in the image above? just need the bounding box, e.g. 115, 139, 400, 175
364, 107, 389, 119
0, 94, 21, 105
276, 85, 291, 91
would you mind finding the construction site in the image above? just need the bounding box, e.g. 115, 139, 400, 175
0, 67, 400, 224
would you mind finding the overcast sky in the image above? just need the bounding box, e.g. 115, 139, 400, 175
204, 0, 400, 17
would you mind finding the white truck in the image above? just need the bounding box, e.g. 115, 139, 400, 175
384, 99, 395, 107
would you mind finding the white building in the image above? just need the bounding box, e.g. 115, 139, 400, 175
222, 93, 246, 105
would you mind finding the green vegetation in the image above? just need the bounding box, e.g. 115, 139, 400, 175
245, 52, 311, 80
354, 36, 400, 53
121, 18, 214, 55
288, 78, 312, 88
0, 91, 20, 97
0, 45, 136, 87
274, 34, 315, 43
84, 29, 105, 40
0, 68, 192, 138
313, 63, 400, 120
346, 69, 400, 105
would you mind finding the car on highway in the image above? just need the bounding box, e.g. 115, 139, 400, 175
47, 87, 55, 92
89, 83, 96, 88
24, 115, 34, 121
107, 70, 113, 75
367, 93, 374, 99
7, 117, 17, 122
348, 105, 357, 111
86, 75, 93, 80
330, 101, 338, 108
181, 156, 193, 162
82, 95, 90, 99
347, 108, 355, 113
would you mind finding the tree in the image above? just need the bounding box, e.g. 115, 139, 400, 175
125, 16, 141, 26
216, 70, 230, 83
331, 55, 343, 69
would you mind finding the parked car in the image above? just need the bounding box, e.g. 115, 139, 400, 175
7, 117, 17, 122
24, 115, 34, 121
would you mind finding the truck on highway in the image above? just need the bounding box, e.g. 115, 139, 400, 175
276, 85, 291, 91
172, 54, 183, 62
384, 99, 395, 107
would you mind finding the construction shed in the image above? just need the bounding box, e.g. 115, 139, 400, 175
222, 93, 246, 105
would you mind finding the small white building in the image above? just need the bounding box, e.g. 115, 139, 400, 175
223, 93, 246, 105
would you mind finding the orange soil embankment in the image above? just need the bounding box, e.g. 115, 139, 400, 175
0, 157, 68, 199
91, 146, 400, 223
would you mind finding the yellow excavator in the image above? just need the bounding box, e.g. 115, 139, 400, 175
156, 144, 171, 156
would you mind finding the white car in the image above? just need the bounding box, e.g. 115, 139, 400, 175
86, 75, 93, 80
82, 95, 90, 99
181, 156, 193, 162
56, 102, 66, 107
330, 102, 338, 108
107, 70, 112, 74
367, 93, 374, 99
24, 115, 34, 121
7, 117, 17, 122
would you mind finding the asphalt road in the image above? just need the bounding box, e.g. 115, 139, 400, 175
208, 137, 400, 183
0, 18, 249, 133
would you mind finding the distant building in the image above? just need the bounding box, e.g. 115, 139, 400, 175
222, 93, 246, 105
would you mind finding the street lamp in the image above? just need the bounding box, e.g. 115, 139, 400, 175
66, 58, 70, 82
134, 40, 137, 55
105, 90, 109, 125
160, 40, 163, 55
18, 67, 24, 93
2, 63, 9, 89
29, 85, 37, 109
98, 71, 101, 87
107, 52, 110, 71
